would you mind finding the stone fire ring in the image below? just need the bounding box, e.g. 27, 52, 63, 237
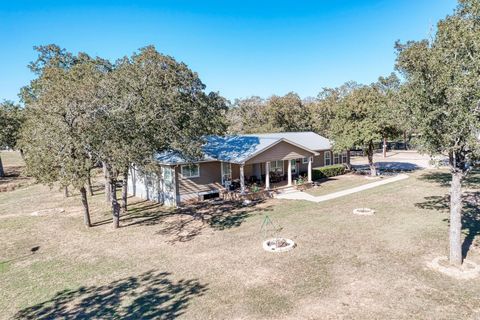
353, 208, 375, 216
263, 238, 296, 253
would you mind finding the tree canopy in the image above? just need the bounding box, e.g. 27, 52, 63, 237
0, 100, 24, 150
0, 100, 24, 177
19, 44, 228, 229
227, 93, 313, 134
93, 46, 228, 227
19, 46, 109, 226
329, 77, 401, 176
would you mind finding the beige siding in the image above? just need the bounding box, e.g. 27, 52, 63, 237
311, 150, 351, 168
313, 151, 325, 167
298, 158, 310, 173
176, 161, 222, 196
231, 163, 241, 180
291, 150, 350, 172
243, 164, 253, 177
245, 141, 315, 165
175, 149, 349, 202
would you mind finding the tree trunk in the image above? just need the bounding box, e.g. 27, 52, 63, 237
367, 142, 377, 177
382, 136, 387, 158
449, 170, 463, 266
64, 186, 69, 198
344, 151, 352, 170
121, 167, 128, 213
103, 162, 111, 203
87, 169, 94, 196
403, 131, 408, 150
110, 177, 120, 229
0, 155, 4, 177
80, 186, 92, 228
129, 166, 136, 196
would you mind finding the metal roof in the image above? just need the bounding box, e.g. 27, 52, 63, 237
243, 132, 332, 151
154, 131, 331, 165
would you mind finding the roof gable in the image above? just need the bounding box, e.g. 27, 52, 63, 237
245, 132, 332, 150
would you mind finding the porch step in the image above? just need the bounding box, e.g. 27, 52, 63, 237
277, 186, 298, 194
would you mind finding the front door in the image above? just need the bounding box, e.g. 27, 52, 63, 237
290, 159, 298, 175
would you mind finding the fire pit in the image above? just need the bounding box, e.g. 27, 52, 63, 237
262, 238, 296, 253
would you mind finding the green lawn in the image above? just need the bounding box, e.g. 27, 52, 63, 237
1, 165, 480, 319
306, 173, 383, 197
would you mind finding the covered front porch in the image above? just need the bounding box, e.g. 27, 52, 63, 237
222, 156, 315, 194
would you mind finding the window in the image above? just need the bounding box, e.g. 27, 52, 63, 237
181, 164, 200, 178
221, 162, 232, 184
324, 151, 331, 166
334, 153, 340, 164
342, 152, 348, 163
269, 160, 283, 174
303, 157, 313, 164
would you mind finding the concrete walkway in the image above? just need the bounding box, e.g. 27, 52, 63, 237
275, 174, 409, 203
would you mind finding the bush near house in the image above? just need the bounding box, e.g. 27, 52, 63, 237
312, 164, 346, 180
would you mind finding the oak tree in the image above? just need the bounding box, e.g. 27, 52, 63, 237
20, 45, 109, 227
330, 83, 385, 176
94, 46, 227, 228
396, 0, 480, 265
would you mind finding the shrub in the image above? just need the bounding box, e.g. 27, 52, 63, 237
312, 164, 345, 180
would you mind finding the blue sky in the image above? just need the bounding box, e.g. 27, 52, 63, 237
1, 0, 457, 103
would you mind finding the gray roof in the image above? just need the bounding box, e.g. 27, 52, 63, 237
154, 131, 331, 165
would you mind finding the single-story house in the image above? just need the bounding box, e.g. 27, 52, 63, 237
128, 132, 349, 206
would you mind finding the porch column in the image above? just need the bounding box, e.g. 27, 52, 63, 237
287, 160, 292, 186
240, 164, 245, 194
308, 156, 312, 182
265, 162, 270, 190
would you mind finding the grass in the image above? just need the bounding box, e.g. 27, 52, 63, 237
0, 151, 31, 192
306, 173, 382, 197
0, 151, 25, 167
1, 152, 480, 319
0, 261, 8, 273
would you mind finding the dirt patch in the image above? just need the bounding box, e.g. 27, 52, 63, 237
353, 208, 375, 216
31, 208, 66, 216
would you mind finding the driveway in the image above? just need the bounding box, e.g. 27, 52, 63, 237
350, 150, 447, 171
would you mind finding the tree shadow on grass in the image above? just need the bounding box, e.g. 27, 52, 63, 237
15, 270, 207, 320
0, 166, 32, 192
415, 192, 480, 259
118, 199, 273, 243
155, 200, 274, 243
419, 170, 480, 188
93, 198, 273, 243
91, 200, 165, 227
